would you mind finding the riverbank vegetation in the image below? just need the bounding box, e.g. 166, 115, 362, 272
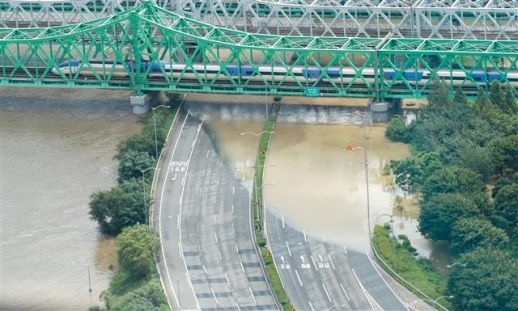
383, 80, 518, 311
87, 93, 181, 310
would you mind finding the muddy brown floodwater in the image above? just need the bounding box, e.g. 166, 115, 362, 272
1, 88, 140, 311
188, 102, 411, 252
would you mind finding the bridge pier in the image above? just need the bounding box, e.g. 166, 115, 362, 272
130, 91, 161, 114
370, 102, 391, 122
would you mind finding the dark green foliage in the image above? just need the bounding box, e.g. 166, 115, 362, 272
118, 151, 156, 184
117, 225, 160, 280
450, 217, 509, 255
493, 135, 518, 173
109, 279, 168, 311
418, 193, 480, 241
447, 248, 518, 311
489, 81, 504, 109
494, 184, 518, 229
421, 166, 486, 201
426, 77, 451, 110
89, 179, 148, 236
389, 152, 442, 193
492, 173, 518, 198
453, 87, 467, 105
115, 133, 156, 161
385, 116, 412, 143
504, 85, 518, 114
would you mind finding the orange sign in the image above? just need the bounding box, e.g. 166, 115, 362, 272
346, 145, 356, 152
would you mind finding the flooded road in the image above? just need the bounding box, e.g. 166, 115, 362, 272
1, 88, 140, 310
187, 102, 411, 252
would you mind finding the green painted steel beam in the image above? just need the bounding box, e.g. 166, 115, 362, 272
1, 2, 518, 101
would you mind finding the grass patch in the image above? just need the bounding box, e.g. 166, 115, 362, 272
372, 225, 452, 310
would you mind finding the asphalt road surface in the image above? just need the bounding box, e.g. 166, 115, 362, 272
156, 110, 278, 311
266, 209, 409, 311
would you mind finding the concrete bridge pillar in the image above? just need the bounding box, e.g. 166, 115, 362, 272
130, 91, 161, 114
370, 102, 391, 122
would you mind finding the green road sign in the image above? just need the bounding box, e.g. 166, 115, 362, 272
304, 87, 320, 97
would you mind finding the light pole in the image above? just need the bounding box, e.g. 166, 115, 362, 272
375, 213, 396, 268
447, 262, 467, 268
151, 104, 169, 161
265, 83, 269, 119
347, 111, 372, 240
429, 295, 454, 308
140, 167, 156, 226
176, 273, 197, 310
242, 183, 275, 223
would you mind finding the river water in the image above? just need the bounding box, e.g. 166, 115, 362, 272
187, 102, 411, 252
1, 88, 140, 311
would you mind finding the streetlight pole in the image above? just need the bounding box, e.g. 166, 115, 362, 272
347, 111, 372, 241
431, 295, 454, 308
447, 262, 467, 268
151, 104, 170, 161
140, 167, 155, 226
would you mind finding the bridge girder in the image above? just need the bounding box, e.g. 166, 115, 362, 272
1, 2, 518, 99
1, 0, 518, 40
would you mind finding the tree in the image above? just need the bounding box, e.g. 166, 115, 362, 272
492, 135, 518, 172
453, 87, 468, 105
89, 179, 148, 236
385, 116, 412, 143
426, 77, 450, 110
447, 248, 518, 311
109, 279, 168, 311
421, 166, 486, 201
418, 193, 480, 241
504, 85, 518, 114
456, 144, 494, 181
475, 87, 493, 115
389, 152, 442, 193
117, 225, 160, 280
115, 133, 156, 161
118, 151, 156, 184
494, 183, 518, 229
489, 81, 504, 109
450, 217, 509, 255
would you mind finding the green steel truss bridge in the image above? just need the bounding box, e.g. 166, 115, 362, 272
1, 2, 518, 100
2, 0, 518, 40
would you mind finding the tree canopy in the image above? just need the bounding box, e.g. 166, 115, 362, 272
117, 224, 160, 280
450, 217, 509, 255
418, 193, 480, 241
89, 178, 148, 236
447, 248, 518, 311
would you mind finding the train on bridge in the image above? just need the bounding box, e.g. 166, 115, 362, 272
52, 59, 518, 89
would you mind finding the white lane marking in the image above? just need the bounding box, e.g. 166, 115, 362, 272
214, 233, 218, 243
300, 255, 306, 264
295, 269, 303, 287
240, 261, 245, 272
286, 240, 292, 256
218, 252, 222, 261
213, 214, 216, 223
172, 173, 177, 181
206, 150, 210, 158
249, 287, 257, 303
235, 243, 239, 253
232, 223, 235, 234
163, 112, 197, 309
216, 180, 219, 186
232, 186, 235, 195
225, 273, 230, 287
323, 283, 332, 302
181, 176, 184, 186
232, 204, 234, 213
211, 286, 219, 305
343, 244, 347, 254
311, 255, 318, 271
303, 228, 307, 242
308, 300, 315, 311
177, 214, 180, 230
203, 264, 207, 274
340, 283, 351, 301
236, 303, 242, 311
202, 169, 205, 176
328, 254, 336, 270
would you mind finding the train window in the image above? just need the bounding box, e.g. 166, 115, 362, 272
302, 68, 321, 78
326, 68, 341, 79
470, 71, 486, 82
241, 66, 255, 76
226, 65, 239, 76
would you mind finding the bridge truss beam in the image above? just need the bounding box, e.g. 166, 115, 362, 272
1, 2, 518, 99
2, 0, 518, 40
